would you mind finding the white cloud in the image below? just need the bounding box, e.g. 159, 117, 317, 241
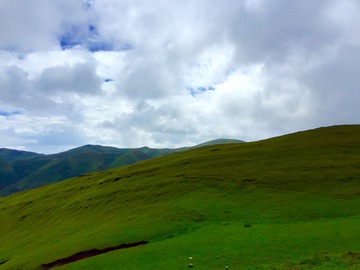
325, 0, 360, 46
0, 0, 359, 153
37, 62, 103, 95
0, 0, 88, 51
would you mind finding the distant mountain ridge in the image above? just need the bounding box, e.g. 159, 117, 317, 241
0, 148, 43, 160
0, 139, 243, 196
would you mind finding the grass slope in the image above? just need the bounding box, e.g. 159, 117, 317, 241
0, 125, 360, 269
0, 140, 240, 196
108, 149, 152, 168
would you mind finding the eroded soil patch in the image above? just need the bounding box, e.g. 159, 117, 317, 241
0, 259, 9, 266
41, 240, 148, 269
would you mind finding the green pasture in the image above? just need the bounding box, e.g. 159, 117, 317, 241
58, 218, 360, 270
0, 125, 360, 269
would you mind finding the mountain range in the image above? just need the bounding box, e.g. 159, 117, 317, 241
0, 139, 243, 196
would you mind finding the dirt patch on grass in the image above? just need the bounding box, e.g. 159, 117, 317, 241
0, 259, 9, 266
41, 240, 148, 269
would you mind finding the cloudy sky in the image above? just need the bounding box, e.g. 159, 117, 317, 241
0, 0, 359, 154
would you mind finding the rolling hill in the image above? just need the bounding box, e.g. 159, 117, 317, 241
0, 139, 243, 196
0, 125, 360, 269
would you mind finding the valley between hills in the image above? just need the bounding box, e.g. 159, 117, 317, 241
1, 125, 360, 269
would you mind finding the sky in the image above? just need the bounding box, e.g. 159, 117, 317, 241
0, 0, 360, 154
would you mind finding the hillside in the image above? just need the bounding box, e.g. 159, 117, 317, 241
0, 125, 360, 269
0, 145, 130, 196
0, 148, 43, 160
0, 139, 241, 196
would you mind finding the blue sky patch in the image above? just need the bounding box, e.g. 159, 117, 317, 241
88, 41, 114, 52
89, 25, 96, 32
59, 24, 134, 52
59, 25, 84, 49
188, 86, 215, 97
60, 35, 80, 49
0, 110, 21, 117
59, 24, 117, 52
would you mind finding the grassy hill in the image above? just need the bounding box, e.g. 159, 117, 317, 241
0, 149, 43, 161
0, 145, 129, 196
0, 140, 241, 196
0, 125, 360, 269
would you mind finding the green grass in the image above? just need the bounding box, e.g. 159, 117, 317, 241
58, 218, 360, 270
0, 125, 360, 269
